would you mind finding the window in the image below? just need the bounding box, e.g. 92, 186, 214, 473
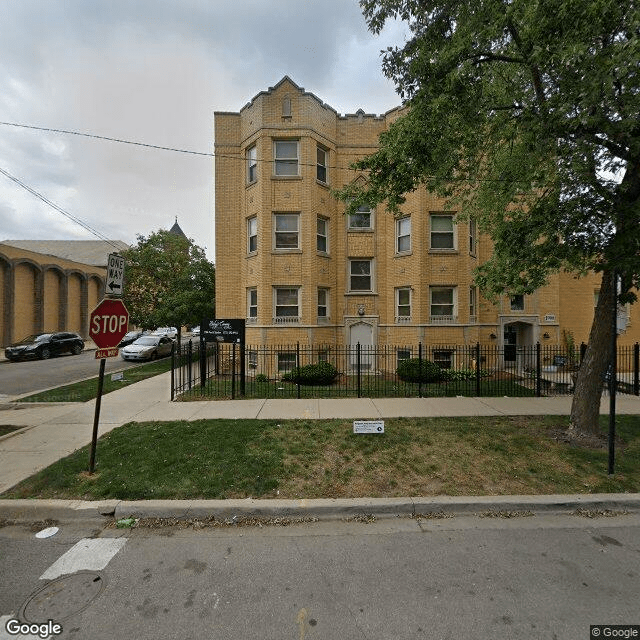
348, 205, 373, 230
396, 287, 411, 322
510, 294, 525, 311
469, 218, 477, 255
430, 287, 457, 322
430, 214, 455, 249
274, 140, 298, 176
274, 287, 299, 321
397, 348, 412, 364
247, 217, 257, 253
247, 145, 257, 183
396, 217, 411, 253
316, 146, 328, 183
469, 286, 477, 322
317, 217, 328, 253
317, 288, 329, 320
349, 259, 373, 292
433, 349, 454, 369
274, 213, 299, 249
247, 288, 257, 322
278, 352, 296, 372
248, 350, 258, 370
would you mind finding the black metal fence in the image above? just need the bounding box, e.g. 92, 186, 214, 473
171, 341, 640, 401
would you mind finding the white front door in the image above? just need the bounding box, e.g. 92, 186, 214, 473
349, 322, 374, 370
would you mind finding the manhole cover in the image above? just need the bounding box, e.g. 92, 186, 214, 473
19, 571, 106, 622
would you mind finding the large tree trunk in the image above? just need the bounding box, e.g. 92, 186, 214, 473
569, 270, 615, 435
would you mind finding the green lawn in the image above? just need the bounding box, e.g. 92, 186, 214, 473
3, 415, 638, 500
16, 358, 173, 403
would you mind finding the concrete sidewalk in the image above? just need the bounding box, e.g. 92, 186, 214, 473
1, 371, 639, 518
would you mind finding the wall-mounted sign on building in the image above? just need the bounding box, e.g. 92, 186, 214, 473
203, 319, 245, 344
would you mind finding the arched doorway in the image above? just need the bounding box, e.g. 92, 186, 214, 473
349, 321, 374, 371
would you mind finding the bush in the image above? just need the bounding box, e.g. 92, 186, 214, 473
254, 373, 269, 383
281, 361, 339, 385
396, 358, 445, 383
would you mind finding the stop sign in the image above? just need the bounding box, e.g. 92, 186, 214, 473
89, 299, 130, 349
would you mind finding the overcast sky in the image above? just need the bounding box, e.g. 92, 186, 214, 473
0, 0, 407, 260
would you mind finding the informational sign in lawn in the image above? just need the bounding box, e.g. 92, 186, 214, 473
353, 420, 385, 434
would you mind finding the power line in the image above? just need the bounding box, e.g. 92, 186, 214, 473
0, 119, 539, 184
0, 166, 123, 250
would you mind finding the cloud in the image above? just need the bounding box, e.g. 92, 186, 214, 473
0, 0, 404, 259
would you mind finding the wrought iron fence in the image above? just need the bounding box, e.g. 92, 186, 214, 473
171, 341, 640, 401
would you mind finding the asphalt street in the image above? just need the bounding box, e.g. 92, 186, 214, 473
1, 512, 639, 640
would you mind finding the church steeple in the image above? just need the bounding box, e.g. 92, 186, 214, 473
168, 216, 187, 238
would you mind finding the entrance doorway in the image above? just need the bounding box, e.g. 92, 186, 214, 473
349, 322, 374, 370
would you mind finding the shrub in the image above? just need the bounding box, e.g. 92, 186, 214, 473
396, 358, 444, 383
281, 361, 339, 385
254, 373, 269, 383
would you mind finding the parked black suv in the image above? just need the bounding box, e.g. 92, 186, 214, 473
5, 332, 85, 361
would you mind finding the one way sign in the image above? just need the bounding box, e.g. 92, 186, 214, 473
106, 253, 125, 297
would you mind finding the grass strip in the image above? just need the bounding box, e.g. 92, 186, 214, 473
2, 415, 638, 500
16, 358, 173, 403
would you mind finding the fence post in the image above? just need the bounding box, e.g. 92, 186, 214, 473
418, 343, 423, 398
170, 342, 175, 401
296, 342, 301, 399
536, 342, 542, 397
475, 342, 481, 397
187, 340, 192, 390
200, 334, 206, 389
240, 342, 246, 396
632, 343, 639, 396
231, 343, 236, 400
357, 342, 361, 398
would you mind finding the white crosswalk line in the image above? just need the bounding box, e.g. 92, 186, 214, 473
40, 538, 127, 580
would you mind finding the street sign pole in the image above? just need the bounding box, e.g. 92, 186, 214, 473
89, 358, 106, 474
87, 298, 129, 474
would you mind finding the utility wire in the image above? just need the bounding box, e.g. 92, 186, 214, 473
0, 166, 123, 250
0, 120, 537, 184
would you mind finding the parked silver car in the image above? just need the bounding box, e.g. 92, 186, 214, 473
120, 335, 174, 361
151, 326, 178, 339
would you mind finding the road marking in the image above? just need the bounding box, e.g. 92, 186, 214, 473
40, 538, 127, 580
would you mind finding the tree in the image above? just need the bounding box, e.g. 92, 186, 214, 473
122, 230, 215, 333
337, 0, 640, 436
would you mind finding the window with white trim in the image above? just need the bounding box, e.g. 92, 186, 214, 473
469, 218, 477, 255
433, 349, 454, 369
430, 286, 457, 322
469, 286, 477, 321
316, 146, 328, 183
430, 213, 455, 249
247, 216, 257, 254
278, 352, 296, 372
397, 348, 412, 364
396, 216, 411, 253
247, 288, 257, 322
348, 205, 373, 230
247, 145, 257, 183
396, 287, 411, 322
317, 217, 328, 253
273, 213, 299, 249
248, 350, 258, 369
273, 140, 299, 176
317, 287, 329, 320
274, 287, 300, 321
349, 259, 373, 292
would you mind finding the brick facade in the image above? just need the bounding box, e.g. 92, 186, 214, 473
214, 77, 640, 355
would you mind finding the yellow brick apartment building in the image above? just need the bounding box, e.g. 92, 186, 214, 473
214, 77, 639, 367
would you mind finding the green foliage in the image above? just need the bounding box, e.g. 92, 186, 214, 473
281, 361, 339, 385
254, 373, 269, 383
122, 230, 215, 329
396, 358, 444, 383
339, 0, 640, 299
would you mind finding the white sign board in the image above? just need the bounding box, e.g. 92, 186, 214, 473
106, 253, 125, 297
353, 420, 385, 434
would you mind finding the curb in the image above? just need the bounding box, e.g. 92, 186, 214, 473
1, 494, 639, 524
